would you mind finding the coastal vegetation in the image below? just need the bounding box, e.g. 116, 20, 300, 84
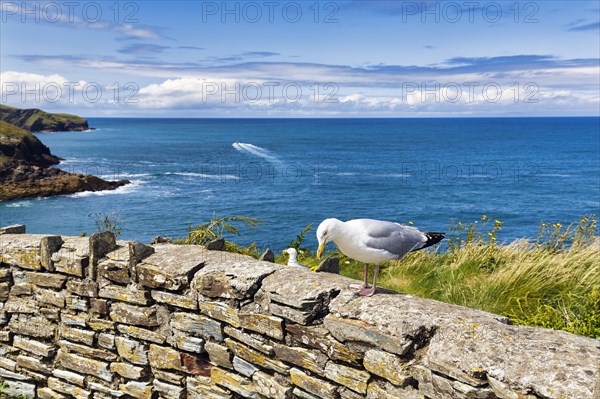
0, 104, 89, 132
176, 214, 599, 339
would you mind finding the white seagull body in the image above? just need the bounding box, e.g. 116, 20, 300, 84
284, 248, 308, 268
316, 218, 444, 296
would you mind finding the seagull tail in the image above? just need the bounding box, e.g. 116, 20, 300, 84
415, 232, 445, 251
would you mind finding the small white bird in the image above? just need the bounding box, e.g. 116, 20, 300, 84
317, 218, 444, 296
283, 248, 308, 268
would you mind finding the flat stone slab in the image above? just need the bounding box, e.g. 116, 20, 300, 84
260, 268, 347, 324
0, 234, 61, 270
327, 290, 600, 399
194, 253, 283, 300
137, 244, 207, 290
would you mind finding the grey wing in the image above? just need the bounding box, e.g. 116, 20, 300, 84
363, 222, 427, 259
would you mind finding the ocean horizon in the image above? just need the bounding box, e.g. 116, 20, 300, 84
1, 116, 599, 251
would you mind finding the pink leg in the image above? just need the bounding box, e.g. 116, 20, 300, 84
359, 265, 379, 296
349, 264, 370, 289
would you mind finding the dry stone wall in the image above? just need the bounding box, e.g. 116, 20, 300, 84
0, 227, 598, 399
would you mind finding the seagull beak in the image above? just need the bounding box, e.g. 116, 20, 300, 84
317, 242, 325, 259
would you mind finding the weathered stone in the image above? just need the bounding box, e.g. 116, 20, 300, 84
137, 244, 206, 290
14, 335, 55, 357
11, 282, 34, 295
273, 343, 328, 373
171, 312, 223, 341
66, 279, 98, 297
66, 295, 88, 311
148, 344, 184, 372
225, 338, 289, 374
38, 387, 68, 399
2, 379, 36, 399
99, 284, 150, 305
9, 314, 56, 338
233, 356, 259, 377
205, 341, 233, 369
52, 371, 84, 388
89, 299, 109, 316
259, 248, 275, 263
0, 356, 16, 370
89, 232, 117, 273
25, 272, 67, 288
174, 335, 205, 354
152, 289, 198, 309
86, 318, 113, 331
253, 371, 293, 399
56, 349, 112, 382
5, 297, 38, 313
195, 255, 282, 299
316, 257, 339, 274
61, 312, 89, 327
363, 349, 411, 386
52, 237, 90, 276
41, 235, 64, 270
58, 340, 117, 361
0, 224, 26, 234
117, 324, 166, 344
0, 282, 9, 301
366, 380, 422, 399
324, 361, 370, 394
286, 324, 362, 365
87, 382, 125, 398
48, 377, 91, 399
110, 362, 147, 379
261, 268, 345, 325
224, 326, 274, 355
239, 312, 284, 340
289, 367, 338, 399
97, 333, 115, 350
0, 234, 57, 270
206, 238, 226, 251
0, 331, 10, 342
0, 366, 31, 380
292, 388, 321, 399
187, 375, 233, 399
97, 260, 130, 284
324, 314, 408, 356
59, 325, 95, 346
109, 302, 161, 327
115, 336, 149, 365
119, 381, 152, 399
152, 369, 186, 385
154, 379, 186, 399
211, 367, 259, 399
0, 268, 11, 282
199, 301, 240, 326
17, 354, 52, 374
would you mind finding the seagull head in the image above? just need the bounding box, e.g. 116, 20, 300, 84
284, 248, 298, 257
316, 218, 342, 259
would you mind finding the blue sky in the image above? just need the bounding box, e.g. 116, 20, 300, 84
1, 0, 599, 117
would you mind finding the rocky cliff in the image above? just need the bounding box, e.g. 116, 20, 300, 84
0, 105, 89, 133
0, 121, 128, 201
0, 226, 598, 399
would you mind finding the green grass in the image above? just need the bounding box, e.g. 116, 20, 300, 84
0, 104, 87, 132
0, 120, 34, 165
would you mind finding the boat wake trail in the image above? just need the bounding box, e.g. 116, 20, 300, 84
232, 142, 281, 163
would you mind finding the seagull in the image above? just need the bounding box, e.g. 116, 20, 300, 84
316, 218, 444, 296
283, 248, 308, 268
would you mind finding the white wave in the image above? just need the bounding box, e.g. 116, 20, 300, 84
538, 173, 571, 178
68, 181, 141, 198
98, 173, 153, 180
232, 142, 280, 163
165, 172, 239, 180
335, 172, 411, 178
4, 201, 33, 208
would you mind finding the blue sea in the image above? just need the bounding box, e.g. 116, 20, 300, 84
1, 118, 599, 251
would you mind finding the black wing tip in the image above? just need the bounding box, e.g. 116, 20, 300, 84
423, 232, 445, 248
